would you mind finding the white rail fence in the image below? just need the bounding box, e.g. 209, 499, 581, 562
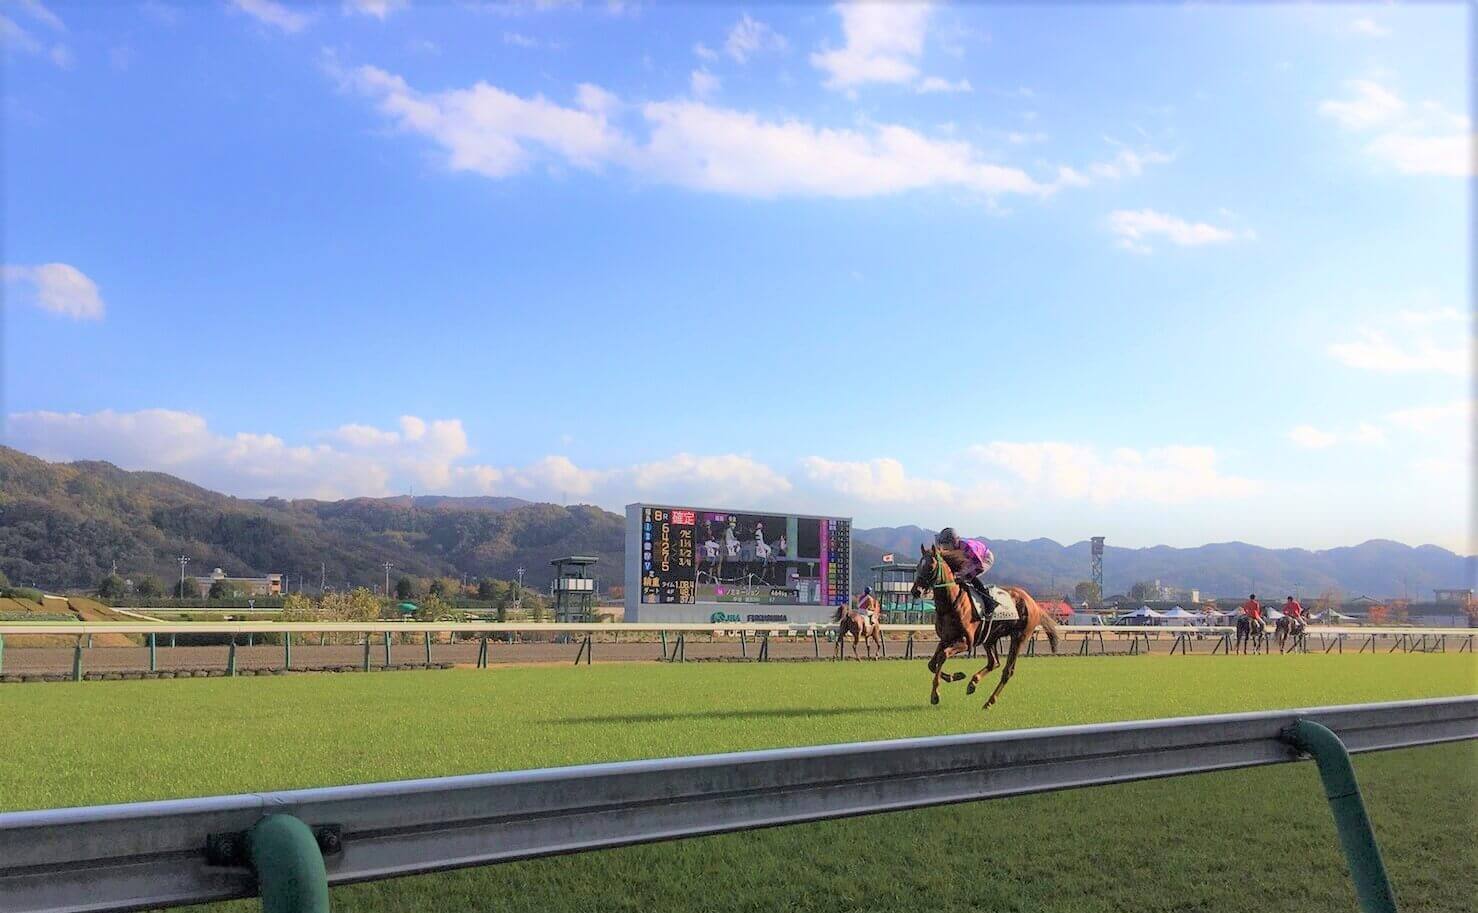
0, 696, 1473, 913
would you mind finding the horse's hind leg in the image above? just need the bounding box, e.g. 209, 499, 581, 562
965, 641, 999, 695
982, 638, 1024, 711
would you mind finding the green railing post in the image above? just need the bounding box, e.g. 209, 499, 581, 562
228, 639, 238, 677
362, 637, 371, 672
246, 814, 330, 913
1281, 719, 1399, 913
383, 631, 392, 667
73, 639, 84, 682
424, 631, 432, 666
149, 633, 157, 672
285, 633, 292, 671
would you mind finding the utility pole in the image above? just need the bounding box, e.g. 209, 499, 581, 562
383, 562, 394, 597
515, 567, 525, 611
177, 555, 190, 598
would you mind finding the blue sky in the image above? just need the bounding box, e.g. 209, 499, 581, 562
2, 0, 1472, 553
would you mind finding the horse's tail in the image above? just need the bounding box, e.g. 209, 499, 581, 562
1038, 610, 1061, 653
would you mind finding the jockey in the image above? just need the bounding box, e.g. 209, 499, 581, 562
1241, 594, 1262, 622
1284, 596, 1303, 620
935, 528, 995, 610
855, 587, 878, 619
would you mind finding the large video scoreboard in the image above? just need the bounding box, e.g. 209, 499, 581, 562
626, 504, 852, 622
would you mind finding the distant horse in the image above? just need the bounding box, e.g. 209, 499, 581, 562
833, 602, 883, 660
1235, 614, 1266, 654
1275, 615, 1306, 653
910, 545, 1060, 710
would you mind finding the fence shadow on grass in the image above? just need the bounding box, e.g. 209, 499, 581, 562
554, 705, 926, 725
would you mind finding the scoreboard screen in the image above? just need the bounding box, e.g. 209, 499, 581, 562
638, 505, 850, 607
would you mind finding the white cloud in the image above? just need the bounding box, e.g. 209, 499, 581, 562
1365, 132, 1473, 177
338, 65, 627, 179
1107, 209, 1253, 252
801, 456, 956, 504
343, 0, 406, 19
1348, 18, 1389, 38
916, 76, 971, 94
1321, 79, 1472, 177
3, 409, 797, 508
639, 100, 1056, 198
12, 0, 64, 30
693, 42, 717, 62
689, 68, 719, 99
969, 442, 1259, 505
1088, 145, 1173, 180
502, 31, 539, 47
811, 2, 931, 90
1288, 425, 1338, 449
3, 263, 105, 320
1007, 131, 1047, 145
230, 0, 311, 34
1326, 328, 1467, 376
724, 13, 785, 63
341, 65, 1087, 201
1396, 307, 1466, 326
2, 8, 70, 67
1320, 80, 1405, 129
1288, 423, 1386, 449
1386, 400, 1471, 434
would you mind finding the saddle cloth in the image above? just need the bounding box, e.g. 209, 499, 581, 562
976, 585, 1019, 623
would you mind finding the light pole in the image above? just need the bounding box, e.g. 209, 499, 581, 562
177, 556, 190, 599
515, 567, 525, 611
383, 562, 394, 597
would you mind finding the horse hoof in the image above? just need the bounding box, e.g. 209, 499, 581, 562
930, 693, 940, 705
949, 672, 966, 682
965, 683, 977, 695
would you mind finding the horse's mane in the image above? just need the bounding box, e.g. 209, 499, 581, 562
936, 548, 967, 574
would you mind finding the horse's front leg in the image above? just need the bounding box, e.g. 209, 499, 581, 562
926, 638, 969, 705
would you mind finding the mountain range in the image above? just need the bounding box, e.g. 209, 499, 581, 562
0, 446, 1471, 599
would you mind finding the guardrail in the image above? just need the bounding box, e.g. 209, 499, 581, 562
0, 621, 1470, 679
1, 696, 1472, 913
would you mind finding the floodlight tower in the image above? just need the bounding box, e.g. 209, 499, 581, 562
1090, 537, 1105, 605
177, 555, 190, 597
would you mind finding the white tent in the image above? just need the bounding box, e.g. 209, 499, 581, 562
1264, 608, 1285, 621
1161, 606, 1197, 620
1312, 610, 1355, 623
1118, 606, 1163, 624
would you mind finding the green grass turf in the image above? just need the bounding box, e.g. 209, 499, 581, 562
3, 654, 1475, 912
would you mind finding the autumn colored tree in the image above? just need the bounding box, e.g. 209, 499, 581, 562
1366, 603, 1389, 626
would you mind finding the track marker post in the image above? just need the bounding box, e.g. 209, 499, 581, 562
246, 814, 331, 913
382, 632, 392, 667
424, 632, 432, 666
905, 631, 914, 659
284, 634, 292, 671
72, 639, 83, 682
148, 633, 157, 672
812, 629, 820, 658
227, 638, 238, 677
361, 637, 370, 673
659, 630, 668, 661
759, 633, 770, 662
1280, 720, 1398, 913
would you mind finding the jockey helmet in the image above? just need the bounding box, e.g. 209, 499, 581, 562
936, 528, 960, 548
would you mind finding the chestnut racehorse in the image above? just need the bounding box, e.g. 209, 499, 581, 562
909, 544, 1059, 709
832, 602, 883, 660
